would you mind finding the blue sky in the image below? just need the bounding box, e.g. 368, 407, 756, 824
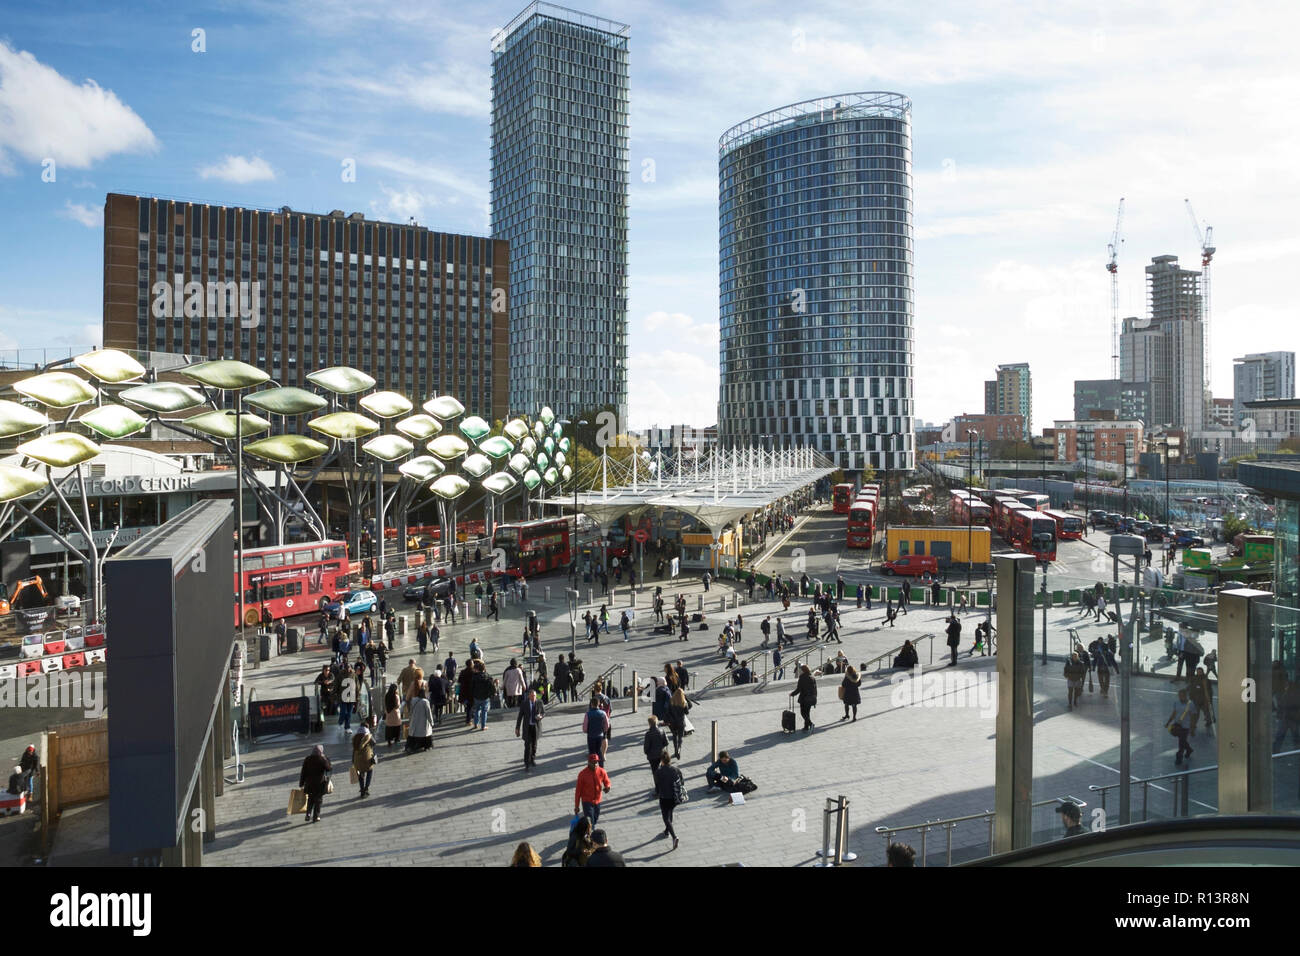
0, 0, 1296, 433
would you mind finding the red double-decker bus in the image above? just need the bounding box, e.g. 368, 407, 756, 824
952, 493, 991, 526
993, 497, 1023, 538
846, 500, 875, 549
236, 540, 350, 627
492, 518, 571, 577
832, 483, 856, 514
1043, 509, 1084, 540
1018, 493, 1051, 512
1009, 509, 1057, 561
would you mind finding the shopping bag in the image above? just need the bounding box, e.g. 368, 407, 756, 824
349, 767, 359, 785
288, 788, 308, 815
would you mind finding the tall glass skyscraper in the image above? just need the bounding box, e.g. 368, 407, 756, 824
491, 2, 629, 424
717, 93, 915, 473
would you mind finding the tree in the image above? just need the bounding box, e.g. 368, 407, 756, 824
1222, 514, 1250, 541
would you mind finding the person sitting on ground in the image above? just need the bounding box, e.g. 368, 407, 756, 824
893, 639, 919, 670
706, 751, 741, 791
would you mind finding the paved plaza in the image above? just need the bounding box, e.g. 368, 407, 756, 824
193, 507, 1234, 867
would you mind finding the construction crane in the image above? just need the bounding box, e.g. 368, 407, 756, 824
1106, 198, 1125, 379
1185, 199, 1215, 393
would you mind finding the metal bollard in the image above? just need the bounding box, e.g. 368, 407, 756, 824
544, 586, 551, 602
718, 598, 725, 614
398, 617, 407, 634
630, 589, 636, 608
815, 795, 858, 865
697, 595, 704, 612
588, 588, 593, 606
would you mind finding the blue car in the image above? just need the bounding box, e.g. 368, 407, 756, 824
321, 589, 378, 619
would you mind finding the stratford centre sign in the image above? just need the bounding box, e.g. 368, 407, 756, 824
63, 475, 198, 497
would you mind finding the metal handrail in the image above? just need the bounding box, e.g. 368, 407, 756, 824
1088, 747, 1300, 821
875, 795, 1088, 867
861, 634, 936, 675
576, 661, 625, 701
697, 646, 769, 694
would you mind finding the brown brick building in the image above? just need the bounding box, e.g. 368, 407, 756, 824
103, 193, 509, 422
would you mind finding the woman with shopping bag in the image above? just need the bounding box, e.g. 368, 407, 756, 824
297, 745, 332, 823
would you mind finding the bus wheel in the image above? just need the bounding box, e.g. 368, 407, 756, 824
318, 596, 329, 612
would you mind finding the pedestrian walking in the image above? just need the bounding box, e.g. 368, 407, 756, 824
406, 685, 434, 752
502, 658, 527, 708
794, 665, 817, 732
298, 744, 331, 823
351, 724, 376, 797
515, 689, 544, 769
840, 666, 861, 721
946, 614, 962, 666
383, 684, 403, 748
338, 666, 357, 732
487, 593, 499, 622
620, 610, 631, 642
773, 645, 785, 681
667, 686, 690, 758
574, 754, 612, 827
584, 696, 610, 767
654, 752, 686, 851
1167, 688, 1198, 765
643, 715, 669, 783
470, 661, 494, 731
1064, 652, 1087, 709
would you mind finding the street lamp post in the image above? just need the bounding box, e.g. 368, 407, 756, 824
559, 418, 587, 588
967, 429, 975, 586
225, 400, 247, 648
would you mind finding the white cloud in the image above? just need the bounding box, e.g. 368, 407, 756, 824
642, 311, 719, 349
337, 66, 489, 120
198, 155, 276, 183
368, 185, 439, 224
58, 200, 101, 228
627, 349, 719, 430
0, 40, 157, 173
360, 152, 486, 205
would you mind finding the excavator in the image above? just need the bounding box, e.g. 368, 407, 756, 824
0, 576, 50, 616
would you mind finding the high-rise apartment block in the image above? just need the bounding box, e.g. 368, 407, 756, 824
716, 92, 915, 473
490, 2, 630, 424
1073, 378, 1151, 425
984, 363, 1031, 438
1119, 255, 1205, 439
1234, 351, 1297, 434
102, 194, 509, 422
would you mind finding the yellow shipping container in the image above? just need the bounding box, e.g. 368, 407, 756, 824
885, 525, 992, 564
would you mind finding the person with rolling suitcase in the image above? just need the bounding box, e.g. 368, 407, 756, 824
782, 692, 797, 734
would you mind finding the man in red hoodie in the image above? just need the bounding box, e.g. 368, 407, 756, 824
574, 754, 612, 826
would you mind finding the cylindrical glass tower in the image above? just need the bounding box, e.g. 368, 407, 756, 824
717, 92, 914, 474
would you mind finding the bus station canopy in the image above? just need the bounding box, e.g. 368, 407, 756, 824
539, 446, 836, 536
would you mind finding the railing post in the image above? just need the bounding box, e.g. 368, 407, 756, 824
711, 720, 719, 764
631, 671, 638, 713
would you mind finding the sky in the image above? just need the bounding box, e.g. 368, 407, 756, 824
0, 0, 1296, 435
